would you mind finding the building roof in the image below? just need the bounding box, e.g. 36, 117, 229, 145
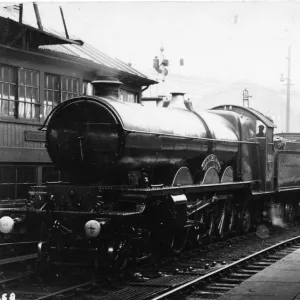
0, 5, 157, 86
38, 40, 151, 82
0, 5, 82, 46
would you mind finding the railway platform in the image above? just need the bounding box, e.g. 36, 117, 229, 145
218, 248, 300, 300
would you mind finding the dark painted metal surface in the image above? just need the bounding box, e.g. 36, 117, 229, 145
46, 96, 244, 182
276, 151, 300, 190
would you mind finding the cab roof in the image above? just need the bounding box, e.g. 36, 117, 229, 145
212, 105, 276, 128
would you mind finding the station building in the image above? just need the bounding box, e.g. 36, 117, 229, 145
0, 5, 156, 201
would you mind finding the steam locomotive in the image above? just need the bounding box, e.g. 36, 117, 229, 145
0, 79, 300, 270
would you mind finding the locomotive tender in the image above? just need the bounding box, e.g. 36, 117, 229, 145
0, 79, 300, 269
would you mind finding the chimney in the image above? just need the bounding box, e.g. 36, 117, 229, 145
163, 92, 194, 111
91, 77, 123, 99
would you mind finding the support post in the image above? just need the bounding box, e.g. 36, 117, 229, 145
286, 45, 291, 132
33, 3, 43, 31
19, 3, 23, 23
60, 6, 69, 39
242, 88, 252, 107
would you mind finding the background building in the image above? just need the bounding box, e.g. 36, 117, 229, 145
0, 4, 156, 201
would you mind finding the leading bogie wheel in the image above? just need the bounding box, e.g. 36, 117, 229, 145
171, 227, 190, 255
107, 238, 131, 272
36, 241, 51, 276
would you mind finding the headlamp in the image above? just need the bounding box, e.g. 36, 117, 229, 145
84, 220, 101, 238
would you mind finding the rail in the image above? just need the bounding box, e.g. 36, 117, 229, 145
151, 235, 300, 299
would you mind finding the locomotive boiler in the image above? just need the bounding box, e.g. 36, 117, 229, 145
45, 89, 240, 185
1, 79, 300, 271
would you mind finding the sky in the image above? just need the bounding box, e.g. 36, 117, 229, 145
9, 1, 300, 92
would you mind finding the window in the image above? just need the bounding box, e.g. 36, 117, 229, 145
19, 69, 40, 119
0, 65, 40, 119
0, 166, 36, 200
44, 74, 60, 117
61, 76, 79, 101
44, 74, 79, 117
0, 65, 17, 117
0, 65, 81, 120
42, 166, 69, 183
119, 89, 138, 103
83, 81, 88, 95
83, 81, 93, 96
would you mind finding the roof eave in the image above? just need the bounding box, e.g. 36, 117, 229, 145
0, 43, 157, 86
2, 16, 83, 46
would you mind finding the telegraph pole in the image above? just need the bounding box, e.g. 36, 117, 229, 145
286, 45, 291, 132
281, 45, 292, 132
242, 88, 252, 107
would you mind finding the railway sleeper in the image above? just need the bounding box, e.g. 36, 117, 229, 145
286, 245, 300, 249
227, 272, 252, 279
235, 268, 259, 274
204, 285, 234, 291
262, 258, 278, 263
207, 283, 236, 288
249, 261, 273, 266
193, 290, 224, 297
186, 297, 217, 300
219, 277, 244, 284
267, 254, 288, 259
277, 249, 298, 254
277, 247, 299, 255
243, 265, 265, 271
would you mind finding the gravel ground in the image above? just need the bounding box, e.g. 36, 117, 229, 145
186, 222, 300, 267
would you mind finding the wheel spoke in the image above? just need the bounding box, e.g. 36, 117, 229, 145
228, 204, 237, 233
238, 207, 251, 234
204, 213, 214, 244
284, 203, 296, 222
172, 227, 190, 254
217, 205, 225, 238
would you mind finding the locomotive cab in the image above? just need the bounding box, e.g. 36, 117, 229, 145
212, 105, 276, 192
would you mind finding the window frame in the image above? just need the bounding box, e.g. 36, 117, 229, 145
119, 89, 139, 103
18, 68, 41, 120
0, 64, 81, 123
0, 165, 37, 200
44, 72, 80, 118
0, 64, 41, 122
0, 64, 18, 118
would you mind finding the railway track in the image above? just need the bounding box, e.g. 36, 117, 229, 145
0, 223, 298, 300
152, 237, 300, 300
0, 239, 38, 258
0, 264, 125, 300
77, 225, 300, 300
0, 234, 255, 300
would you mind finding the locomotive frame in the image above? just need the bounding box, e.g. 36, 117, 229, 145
1, 90, 300, 271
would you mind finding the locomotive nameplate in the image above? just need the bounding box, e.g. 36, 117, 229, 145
24, 131, 46, 142
201, 154, 221, 171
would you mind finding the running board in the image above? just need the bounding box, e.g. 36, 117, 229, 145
99, 181, 254, 196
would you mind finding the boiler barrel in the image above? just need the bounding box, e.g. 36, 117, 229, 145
46, 96, 239, 180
